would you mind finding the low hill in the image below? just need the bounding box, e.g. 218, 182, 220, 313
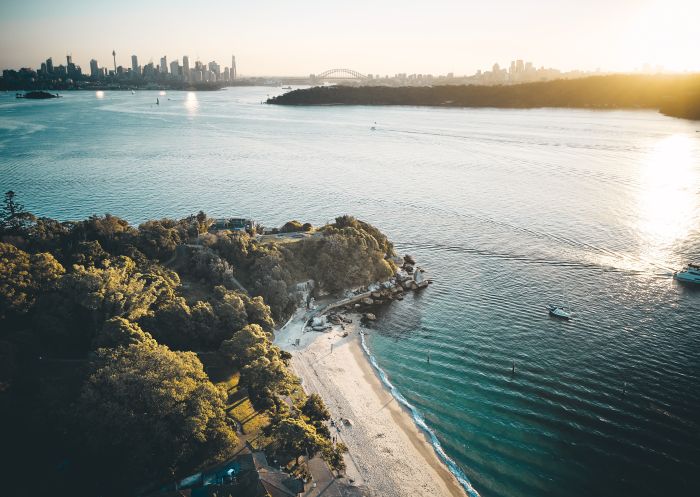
267, 74, 700, 120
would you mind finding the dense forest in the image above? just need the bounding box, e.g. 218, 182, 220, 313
267, 74, 700, 120
0, 191, 395, 496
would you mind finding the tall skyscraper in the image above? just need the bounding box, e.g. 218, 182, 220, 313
208, 61, 220, 79
160, 56, 168, 74
131, 55, 138, 75
46, 57, 53, 73
112, 50, 117, 73
231, 55, 236, 80
169, 60, 180, 79
66, 54, 72, 66
182, 56, 190, 81
90, 59, 99, 78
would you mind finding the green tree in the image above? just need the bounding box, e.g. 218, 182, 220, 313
322, 442, 348, 472
271, 417, 327, 459
219, 324, 270, 367
78, 341, 237, 488
61, 256, 178, 324
0, 242, 65, 318
0, 190, 36, 233
240, 354, 292, 407
92, 317, 157, 349
135, 219, 182, 261
301, 393, 331, 422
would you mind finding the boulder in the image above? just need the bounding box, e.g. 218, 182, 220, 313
404, 254, 416, 265
363, 313, 377, 321
361, 297, 374, 305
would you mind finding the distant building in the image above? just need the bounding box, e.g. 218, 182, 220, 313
231, 55, 237, 79
46, 57, 53, 73
170, 59, 180, 79
89, 59, 99, 78
160, 56, 168, 74
209, 217, 252, 232
208, 61, 220, 79
182, 55, 190, 81
131, 55, 139, 76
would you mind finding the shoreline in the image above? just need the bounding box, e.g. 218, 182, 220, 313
276, 310, 475, 497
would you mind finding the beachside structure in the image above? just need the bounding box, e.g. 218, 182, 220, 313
209, 217, 252, 233
149, 451, 303, 497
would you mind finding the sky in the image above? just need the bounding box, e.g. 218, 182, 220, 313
1, 0, 699, 76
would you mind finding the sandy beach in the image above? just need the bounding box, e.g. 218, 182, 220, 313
275, 310, 467, 497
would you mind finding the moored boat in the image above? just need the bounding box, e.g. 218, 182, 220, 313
547, 305, 572, 320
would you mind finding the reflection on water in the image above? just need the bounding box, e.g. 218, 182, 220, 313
95, 90, 105, 99
185, 92, 199, 116
637, 134, 697, 262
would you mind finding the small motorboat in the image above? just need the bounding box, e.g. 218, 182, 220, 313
547, 305, 571, 320
674, 263, 700, 284
370, 126, 376, 131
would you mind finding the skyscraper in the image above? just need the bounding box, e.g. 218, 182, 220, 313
182, 56, 190, 81
112, 50, 117, 73
160, 56, 168, 74
46, 57, 53, 73
90, 59, 99, 78
170, 60, 180, 79
131, 55, 139, 75
231, 55, 236, 80
208, 61, 220, 79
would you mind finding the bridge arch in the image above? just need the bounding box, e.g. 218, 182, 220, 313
315, 68, 367, 79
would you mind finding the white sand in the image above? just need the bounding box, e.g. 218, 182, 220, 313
276, 311, 466, 497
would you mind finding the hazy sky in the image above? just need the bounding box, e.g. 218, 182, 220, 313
1, 0, 698, 75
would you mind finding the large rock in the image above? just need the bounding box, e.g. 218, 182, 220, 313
404, 254, 416, 265
363, 313, 377, 321
361, 297, 374, 305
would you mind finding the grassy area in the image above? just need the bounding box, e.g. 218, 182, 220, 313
197, 352, 270, 449
220, 371, 270, 439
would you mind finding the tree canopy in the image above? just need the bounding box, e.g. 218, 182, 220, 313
78, 341, 237, 488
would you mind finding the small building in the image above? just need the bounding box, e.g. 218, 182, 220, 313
209, 217, 252, 233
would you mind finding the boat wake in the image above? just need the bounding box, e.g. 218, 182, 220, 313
359, 331, 481, 497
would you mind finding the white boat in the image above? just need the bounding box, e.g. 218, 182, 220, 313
674, 263, 700, 284
547, 305, 571, 320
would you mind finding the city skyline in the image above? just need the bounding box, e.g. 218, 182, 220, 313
1, 0, 699, 76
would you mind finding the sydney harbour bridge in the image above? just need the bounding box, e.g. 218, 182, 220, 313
313, 68, 367, 80
278, 68, 369, 85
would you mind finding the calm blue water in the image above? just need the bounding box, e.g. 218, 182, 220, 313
2, 88, 699, 497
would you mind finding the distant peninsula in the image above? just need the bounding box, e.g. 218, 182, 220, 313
267, 74, 700, 120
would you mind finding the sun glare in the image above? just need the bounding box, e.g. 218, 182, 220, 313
185, 91, 199, 115
624, 0, 700, 71
636, 134, 697, 260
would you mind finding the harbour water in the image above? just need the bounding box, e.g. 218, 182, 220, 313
2, 88, 699, 497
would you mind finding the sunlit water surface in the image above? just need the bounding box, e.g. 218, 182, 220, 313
2, 88, 699, 497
